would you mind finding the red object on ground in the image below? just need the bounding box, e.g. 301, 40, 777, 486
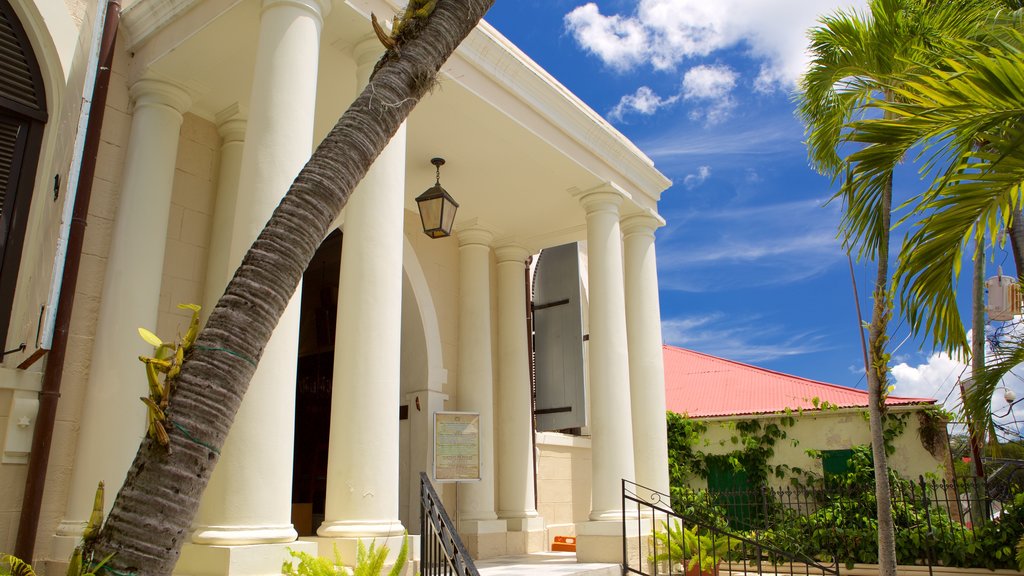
552, 536, 576, 552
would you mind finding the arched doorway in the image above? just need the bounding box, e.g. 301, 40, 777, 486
291, 229, 435, 535
0, 0, 47, 357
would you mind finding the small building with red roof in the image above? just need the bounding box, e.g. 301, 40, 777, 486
662, 345, 952, 490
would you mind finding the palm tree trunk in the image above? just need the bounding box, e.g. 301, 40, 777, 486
86, 2, 494, 573
1008, 208, 1024, 278
867, 171, 897, 576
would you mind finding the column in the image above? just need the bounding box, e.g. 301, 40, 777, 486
622, 214, 670, 496
455, 227, 506, 559
315, 36, 406, 561
494, 244, 544, 554
201, 108, 245, 312
54, 78, 190, 555
574, 188, 640, 564
179, 1, 327, 572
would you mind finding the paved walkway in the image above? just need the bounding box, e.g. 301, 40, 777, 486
475, 552, 619, 575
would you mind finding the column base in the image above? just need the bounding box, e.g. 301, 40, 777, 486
51, 527, 84, 565
191, 523, 298, 545
501, 516, 546, 554
457, 518, 508, 560
575, 518, 651, 565
175, 541, 316, 576
301, 534, 418, 569
316, 519, 406, 538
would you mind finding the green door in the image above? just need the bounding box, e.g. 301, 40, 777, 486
706, 460, 757, 529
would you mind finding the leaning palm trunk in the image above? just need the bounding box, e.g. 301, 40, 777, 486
866, 171, 897, 576
86, 1, 494, 573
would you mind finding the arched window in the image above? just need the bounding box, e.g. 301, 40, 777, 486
0, 0, 47, 358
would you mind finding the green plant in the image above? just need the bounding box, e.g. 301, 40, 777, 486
0, 554, 35, 576
650, 520, 733, 575
1015, 535, 1024, 571
282, 534, 410, 576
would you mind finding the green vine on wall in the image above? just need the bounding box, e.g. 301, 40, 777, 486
666, 411, 802, 490
667, 407, 919, 491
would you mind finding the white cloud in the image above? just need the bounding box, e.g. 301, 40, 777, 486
682, 65, 737, 100
681, 64, 738, 123
565, 0, 866, 89
890, 342, 1024, 438
609, 86, 679, 120
607, 65, 739, 123
683, 165, 711, 188
662, 313, 829, 363
564, 3, 649, 72
656, 197, 843, 292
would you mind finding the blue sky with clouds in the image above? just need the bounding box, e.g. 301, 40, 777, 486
484, 0, 1024, 432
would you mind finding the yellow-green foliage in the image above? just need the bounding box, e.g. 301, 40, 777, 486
1016, 536, 1024, 572
0, 554, 36, 576
282, 535, 410, 576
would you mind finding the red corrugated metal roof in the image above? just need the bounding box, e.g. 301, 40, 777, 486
663, 345, 935, 418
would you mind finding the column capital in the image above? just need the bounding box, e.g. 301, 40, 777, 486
620, 213, 665, 238
261, 0, 332, 21
354, 34, 385, 69
217, 118, 247, 144
129, 78, 191, 115
575, 188, 625, 216
494, 243, 530, 264
215, 103, 247, 143
458, 227, 494, 248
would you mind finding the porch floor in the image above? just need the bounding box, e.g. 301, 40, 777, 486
475, 552, 619, 575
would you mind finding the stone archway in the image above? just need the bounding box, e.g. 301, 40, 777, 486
292, 229, 442, 535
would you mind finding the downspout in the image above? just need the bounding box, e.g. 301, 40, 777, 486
14, 0, 120, 562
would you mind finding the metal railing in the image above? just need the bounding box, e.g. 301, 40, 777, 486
666, 475, 1023, 573
624, 480, 840, 576
420, 472, 479, 576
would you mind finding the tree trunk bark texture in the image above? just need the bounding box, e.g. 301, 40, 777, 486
1008, 208, 1024, 277
867, 171, 897, 576
87, 2, 495, 573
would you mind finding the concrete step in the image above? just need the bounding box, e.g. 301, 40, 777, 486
475, 552, 620, 575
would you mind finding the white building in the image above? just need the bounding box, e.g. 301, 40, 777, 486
0, 0, 672, 572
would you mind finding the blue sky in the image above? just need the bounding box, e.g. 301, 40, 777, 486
484, 0, 1024, 432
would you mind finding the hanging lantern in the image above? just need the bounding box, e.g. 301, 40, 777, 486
415, 158, 459, 239
986, 267, 1022, 321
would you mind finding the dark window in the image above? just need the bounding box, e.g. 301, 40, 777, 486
0, 0, 47, 358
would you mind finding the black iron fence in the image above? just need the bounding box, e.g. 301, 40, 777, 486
624, 480, 841, 576
420, 472, 479, 576
669, 475, 1024, 572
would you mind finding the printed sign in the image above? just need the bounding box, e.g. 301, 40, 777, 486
433, 411, 480, 482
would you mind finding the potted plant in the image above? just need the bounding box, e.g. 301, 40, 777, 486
650, 519, 733, 576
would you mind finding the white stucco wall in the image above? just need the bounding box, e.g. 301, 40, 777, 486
685, 407, 951, 490
536, 432, 593, 544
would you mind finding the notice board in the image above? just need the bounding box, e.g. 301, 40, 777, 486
433, 411, 480, 482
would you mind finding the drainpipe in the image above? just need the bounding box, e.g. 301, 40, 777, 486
14, 0, 120, 562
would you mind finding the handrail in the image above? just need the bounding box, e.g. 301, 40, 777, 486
420, 472, 479, 576
622, 479, 840, 576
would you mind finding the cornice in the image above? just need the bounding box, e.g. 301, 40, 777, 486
122, 0, 205, 48
453, 22, 672, 203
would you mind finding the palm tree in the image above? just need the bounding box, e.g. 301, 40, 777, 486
841, 24, 1024, 444
798, 1, 1000, 573
80, 1, 495, 574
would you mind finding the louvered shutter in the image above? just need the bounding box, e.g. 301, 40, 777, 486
0, 0, 45, 119
532, 242, 587, 431
0, 115, 20, 220
0, 0, 45, 356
